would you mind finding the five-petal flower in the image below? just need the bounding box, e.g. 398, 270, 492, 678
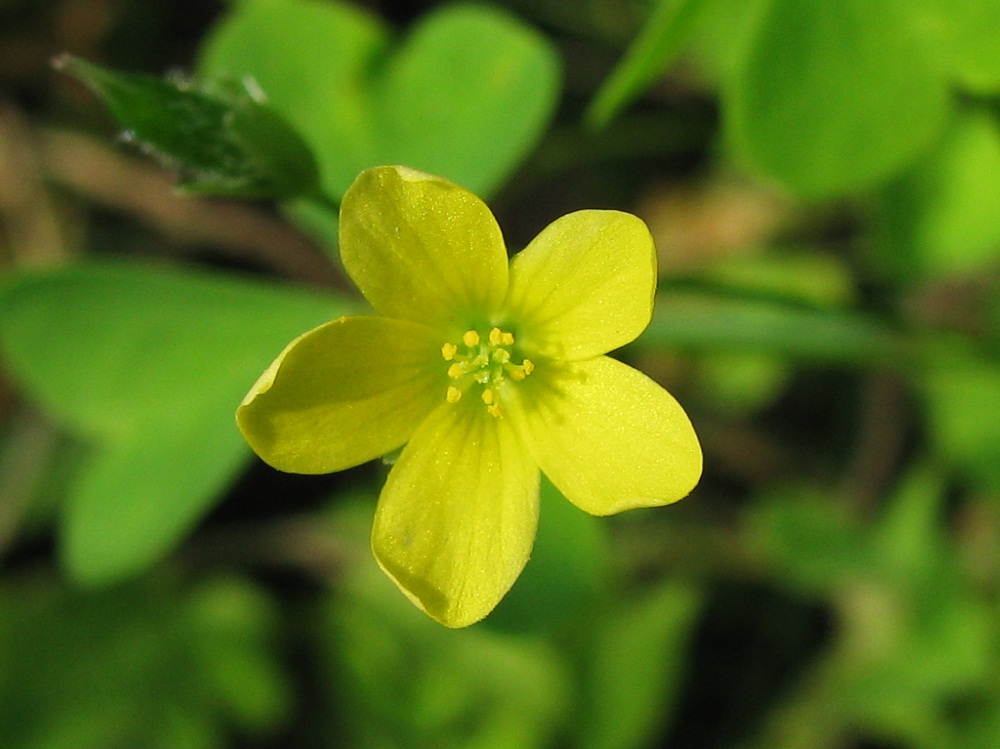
237, 165, 702, 627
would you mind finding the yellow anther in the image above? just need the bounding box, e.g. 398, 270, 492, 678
446, 386, 462, 403
508, 358, 534, 381
481, 388, 495, 405
488, 327, 515, 346
462, 330, 480, 347
447, 363, 465, 379
441, 342, 457, 361
487, 404, 504, 418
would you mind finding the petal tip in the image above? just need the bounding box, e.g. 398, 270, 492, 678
372, 545, 494, 629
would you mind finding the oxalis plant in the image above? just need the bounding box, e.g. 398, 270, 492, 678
3, 0, 1000, 748
51, 31, 704, 628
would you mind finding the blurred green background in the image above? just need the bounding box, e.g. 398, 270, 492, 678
2, 0, 1000, 747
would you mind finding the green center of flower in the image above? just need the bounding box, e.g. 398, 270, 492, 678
440, 327, 534, 418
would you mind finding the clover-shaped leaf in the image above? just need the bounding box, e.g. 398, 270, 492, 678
196, 0, 560, 201
727, 0, 949, 197
0, 262, 350, 583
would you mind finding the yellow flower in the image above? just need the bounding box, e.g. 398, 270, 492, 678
237, 166, 702, 627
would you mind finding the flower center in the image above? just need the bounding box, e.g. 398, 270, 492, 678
440, 327, 534, 418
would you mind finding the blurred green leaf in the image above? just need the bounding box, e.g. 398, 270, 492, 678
578, 582, 702, 749
0, 262, 350, 583
746, 488, 870, 593
686, 0, 769, 84
921, 347, 1000, 492
874, 464, 948, 578
910, 0, 1000, 92
56, 55, 320, 200
585, 0, 705, 129
640, 290, 910, 365
680, 249, 856, 413
750, 470, 991, 747
694, 351, 789, 414
692, 249, 855, 308
187, 577, 292, 731
327, 558, 570, 749
197, 0, 560, 202
879, 110, 1000, 278
739, 480, 992, 749
727, 0, 949, 197
833, 574, 990, 744
0, 574, 290, 749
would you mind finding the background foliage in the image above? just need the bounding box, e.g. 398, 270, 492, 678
2, 0, 1000, 747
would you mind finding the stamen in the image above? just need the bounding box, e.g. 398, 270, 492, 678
506, 358, 534, 381
488, 327, 515, 346
441, 327, 533, 417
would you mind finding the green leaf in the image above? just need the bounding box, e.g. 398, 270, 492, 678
909, 0, 1000, 92
0, 262, 350, 583
878, 110, 1000, 277
55, 55, 320, 200
691, 249, 855, 309
921, 347, 1000, 491
835, 586, 991, 742
187, 578, 292, 731
0, 574, 290, 749
694, 351, 788, 415
585, 0, 706, 129
875, 464, 947, 579
746, 488, 870, 593
639, 290, 911, 365
832, 567, 991, 742
578, 582, 702, 749
326, 557, 570, 749
197, 0, 560, 201
727, 0, 949, 197
685, 0, 769, 84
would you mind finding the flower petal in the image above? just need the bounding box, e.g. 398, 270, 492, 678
237, 316, 443, 474
523, 356, 701, 515
372, 401, 540, 627
339, 165, 509, 326
506, 210, 656, 360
